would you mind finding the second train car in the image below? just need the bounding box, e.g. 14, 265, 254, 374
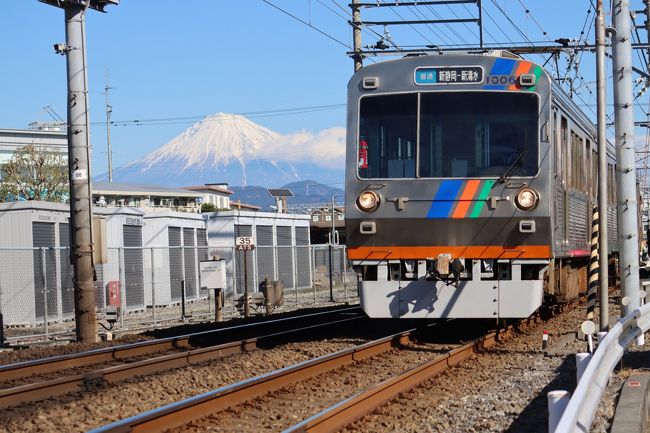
345, 51, 619, 319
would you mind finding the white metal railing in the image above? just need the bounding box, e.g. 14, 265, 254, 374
554, 301, 650, 432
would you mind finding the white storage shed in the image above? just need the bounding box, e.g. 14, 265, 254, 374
205, 211, 312, 296
142, 211, 207, 306
93, 207, 145, 311
0, 202, 73, 325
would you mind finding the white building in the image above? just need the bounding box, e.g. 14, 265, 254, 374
182, 183, 233, 210
92, 182, 203, 213
0, 126, 67, 178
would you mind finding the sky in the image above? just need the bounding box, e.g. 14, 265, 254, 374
2, 1, 649, 177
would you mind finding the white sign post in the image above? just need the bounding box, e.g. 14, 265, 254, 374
235, 237, 255, 317
200, 260, 226, 322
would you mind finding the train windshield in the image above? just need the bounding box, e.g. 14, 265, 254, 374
358, 92, 538, 179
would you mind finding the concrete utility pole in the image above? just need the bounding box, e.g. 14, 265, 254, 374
42, 0, 119, 343
612, 0, 641, 317
596, 0, 610, 331
352, 0, 363, 72
646, 0, 650, 67
104, 66, 113, 182
328, 194, 336, 302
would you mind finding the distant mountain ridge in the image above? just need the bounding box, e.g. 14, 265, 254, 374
103, 113, 345, 188
230, 180, 344, 211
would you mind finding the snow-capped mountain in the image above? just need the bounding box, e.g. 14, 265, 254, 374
106, 113, 345, 187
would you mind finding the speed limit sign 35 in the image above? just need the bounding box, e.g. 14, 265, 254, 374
235, 236, 255, 251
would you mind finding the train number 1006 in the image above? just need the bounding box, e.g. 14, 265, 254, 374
486, 75, 516, 85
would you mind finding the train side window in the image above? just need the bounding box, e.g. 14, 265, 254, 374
591, 145, 597, 198
561, 116, 568, 186
552, 110, 559, 176
585, 140, 591, 196
578, 135, 585, 192
613, 164, 617, 204
569, 129, 577, 189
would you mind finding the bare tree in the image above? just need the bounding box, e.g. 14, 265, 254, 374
0, 144, 69, 202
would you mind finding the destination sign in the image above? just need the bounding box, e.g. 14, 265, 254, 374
414, 66, 483, 85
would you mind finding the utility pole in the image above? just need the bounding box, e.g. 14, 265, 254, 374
596, 0, 610, 331
42, 0, 119, 343
478, 0, 483, 49
352, 0, 363, 72
646, 0, 650, 67
612, 0, 640, 317
104, 66, 113, 182
328, 194, 336, 302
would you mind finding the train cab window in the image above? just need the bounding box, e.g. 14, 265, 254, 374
358, 93, 417, 178
419, 92, 538, 178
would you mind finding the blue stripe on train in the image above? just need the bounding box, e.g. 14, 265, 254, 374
426, 180, 464, 219
489, 58, 516, 75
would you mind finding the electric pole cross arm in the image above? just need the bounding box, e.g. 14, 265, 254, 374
40, 0, 119, 343
40, 0, 119, 12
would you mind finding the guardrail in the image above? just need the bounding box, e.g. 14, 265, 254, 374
553, 301, 650, 433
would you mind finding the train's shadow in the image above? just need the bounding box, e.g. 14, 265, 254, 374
504, 356, 575, 433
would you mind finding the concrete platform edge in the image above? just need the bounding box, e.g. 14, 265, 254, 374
611, 373, 650, 433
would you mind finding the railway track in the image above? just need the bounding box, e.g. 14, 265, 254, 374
85, 319, 495, 433
0, 307, 364, 408
89, 301, 582, 433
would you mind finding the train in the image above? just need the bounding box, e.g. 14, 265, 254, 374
344, 51, 620, 319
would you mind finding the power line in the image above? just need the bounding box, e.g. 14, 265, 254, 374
517, 0, 551, 41
93, 103, 346, 128
261, 0, 350, 49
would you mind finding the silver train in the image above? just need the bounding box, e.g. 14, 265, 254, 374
344, 51, 619, 319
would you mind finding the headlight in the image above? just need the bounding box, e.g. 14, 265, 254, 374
357, 190, 380, 212
515, 187, 539, 211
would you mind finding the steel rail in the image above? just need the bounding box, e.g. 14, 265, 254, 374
0, 315, 363, 409
283, 299, 586, 432
0, 306, 361, 382
283, 329, 510, 433
87, 328, 418, 433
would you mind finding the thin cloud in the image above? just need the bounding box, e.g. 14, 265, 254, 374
258, 127, 346, 169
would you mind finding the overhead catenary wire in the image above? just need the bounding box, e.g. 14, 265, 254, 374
517, 0, 552, 41
261, 0, 350, 49
406, 4, 456, 46
92, 103, 346, 128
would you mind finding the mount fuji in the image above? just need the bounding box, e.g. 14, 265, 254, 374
105, 113, 346, 188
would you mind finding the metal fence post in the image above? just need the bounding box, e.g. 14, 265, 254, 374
343, 245, 348, 300
0, 272, 4, 346
41, 248, 49, 338
328, 242, 334, 302
181, 245, 187, 319
150, 248, 156, 328
118, 247, 126, 328
311, 246, 316, 301
293, 245, 298, 305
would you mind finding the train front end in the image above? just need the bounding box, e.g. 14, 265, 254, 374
345, 53, 552, 319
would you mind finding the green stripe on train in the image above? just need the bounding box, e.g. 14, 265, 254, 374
469, 180, 496, 218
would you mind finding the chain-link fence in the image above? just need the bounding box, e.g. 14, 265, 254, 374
0, 244, 357, 343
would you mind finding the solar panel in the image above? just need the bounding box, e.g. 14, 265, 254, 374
267, 188, 294, 197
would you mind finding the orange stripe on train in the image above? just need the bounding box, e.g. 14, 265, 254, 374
451, 179, 481, 218
348, 245, 552, 260
508, 61, 533, 90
